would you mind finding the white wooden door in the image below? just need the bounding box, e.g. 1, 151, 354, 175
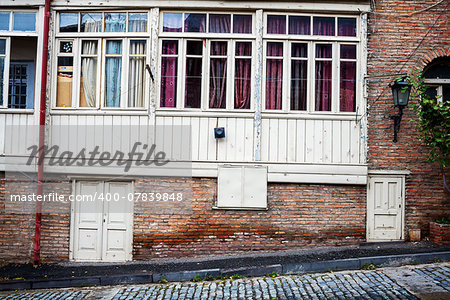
102, 182, 133, 261
72, 181, 104, 261
72, 181, 133, 262
367, 176, 405, 241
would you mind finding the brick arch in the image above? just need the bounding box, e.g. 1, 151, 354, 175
416, 47, 450, 70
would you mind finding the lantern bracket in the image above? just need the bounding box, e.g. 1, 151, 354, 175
391, 106, 404, 143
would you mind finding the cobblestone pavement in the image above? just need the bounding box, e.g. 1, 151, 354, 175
1, 263, 449, 299
413, 264, 450, 291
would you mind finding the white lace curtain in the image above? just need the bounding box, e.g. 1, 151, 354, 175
81, 41, 97, 107
128, 41, 146, 107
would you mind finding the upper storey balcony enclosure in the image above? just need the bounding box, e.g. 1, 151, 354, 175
0, 1, 370, 184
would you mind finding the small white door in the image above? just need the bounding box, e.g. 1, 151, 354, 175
367, 176, 405, 241
72, 181, 133, 262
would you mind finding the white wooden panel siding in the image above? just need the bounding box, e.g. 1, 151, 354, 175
46, 115, 361, 164
1, 114, 38, 156
260, 118, 360, 164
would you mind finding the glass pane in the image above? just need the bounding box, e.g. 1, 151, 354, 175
316, 44, 332, 58
81, 13, 102, 32
291, 43, 307, 58
184, 13, 206, 33
340, 44, 356, 59
291, 60, 307, 111
80, 41, 98, 108
59, 13, 78, 32
211, 41, 227, 56
129, 54, 145, 107
81, 40, 97, 55
338, 17, 356, 37
130, 40, 146, 55
209, 57, 227, 109
235, 58, 251, 109
185, 57, 202, 108
209, 14, 231, 33
105, 13, 126, 32
425, 87, 437, 100
163, 13, 182, 32
289, 16, 310, 35
233, 15, 252, 34
60, 41, 73, 53
313, 17, 335, 36
162, 40, 178, 55
266, 59, 283, 110
0, 39, 5, 54
129, 13, 147, 32
186, 40, 202, 55
443, 86, 450, 102
315, 60, 332, 111
0, 57, 4, 105
0, 12, 10, 31
235, 42, 251, 56
160, 57, 177, 108
106, 40, 122, 54
267, 15, 286, 34
56, 57, 73, 107
340, 61, 356, 112
13, 13, 36, 31
105, 57, 121, 107
267, 42, 283, 57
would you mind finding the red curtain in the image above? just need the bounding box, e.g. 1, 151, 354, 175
267, 15, 286, 34
288, 16, 310, 35
160, 40, 178, 108
291, 43, 308, 110
313, 17, 335, 36
235, 42, 251, 109
266, 42, 283, 110
209, 14, 231, 33
315, 44, 332, 111
339, 44, 356, 112
233, 15, 252, 34
209, 41, 227, 109
338, 18, 356, 37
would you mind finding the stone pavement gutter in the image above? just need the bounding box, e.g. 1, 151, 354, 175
1, 242, 449, 291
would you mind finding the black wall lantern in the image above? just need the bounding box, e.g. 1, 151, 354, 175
390, 78, 411, 143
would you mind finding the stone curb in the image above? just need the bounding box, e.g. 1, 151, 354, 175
1, 251, 449, 291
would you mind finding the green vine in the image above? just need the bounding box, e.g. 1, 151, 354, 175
401, 70, 449, 168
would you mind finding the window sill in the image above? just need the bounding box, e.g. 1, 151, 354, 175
0, 109, 34, 114
50, 109, 149, 116
212, 206, 268, 211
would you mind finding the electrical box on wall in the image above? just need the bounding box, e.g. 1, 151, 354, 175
217, 165, 267, 209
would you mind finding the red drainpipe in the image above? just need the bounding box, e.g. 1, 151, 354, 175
33, 0, 51, 265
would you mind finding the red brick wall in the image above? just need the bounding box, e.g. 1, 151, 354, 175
0, 176, 366, 263
367, 0, 450, 237
132, 178, 366, 260
430, 222, 450, 245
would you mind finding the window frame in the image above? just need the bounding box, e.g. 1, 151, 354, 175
53, 11, 151, 111
0, 9, 38, 111
158, 11, 256, 112
263, 12, 361, 114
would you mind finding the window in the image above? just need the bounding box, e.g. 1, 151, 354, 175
0, 11, 37, 110
159, 12, 254, 110
423, 57, 450, 104
55, 12, 149, 109
264, 13, 359, 113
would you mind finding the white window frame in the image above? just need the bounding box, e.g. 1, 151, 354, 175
158, 11, 256, 112
0, 9, 38, 111
262, 12, 361, 115
53, 11, 151, 111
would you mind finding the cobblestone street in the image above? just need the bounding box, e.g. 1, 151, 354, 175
1, 263, 449, 299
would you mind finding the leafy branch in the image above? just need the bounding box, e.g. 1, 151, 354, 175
402, 69, 449, 193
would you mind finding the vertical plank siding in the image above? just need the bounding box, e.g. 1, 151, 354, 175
0, 114, 362, 165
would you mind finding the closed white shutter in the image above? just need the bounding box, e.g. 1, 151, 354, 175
217, 166, 267, 208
